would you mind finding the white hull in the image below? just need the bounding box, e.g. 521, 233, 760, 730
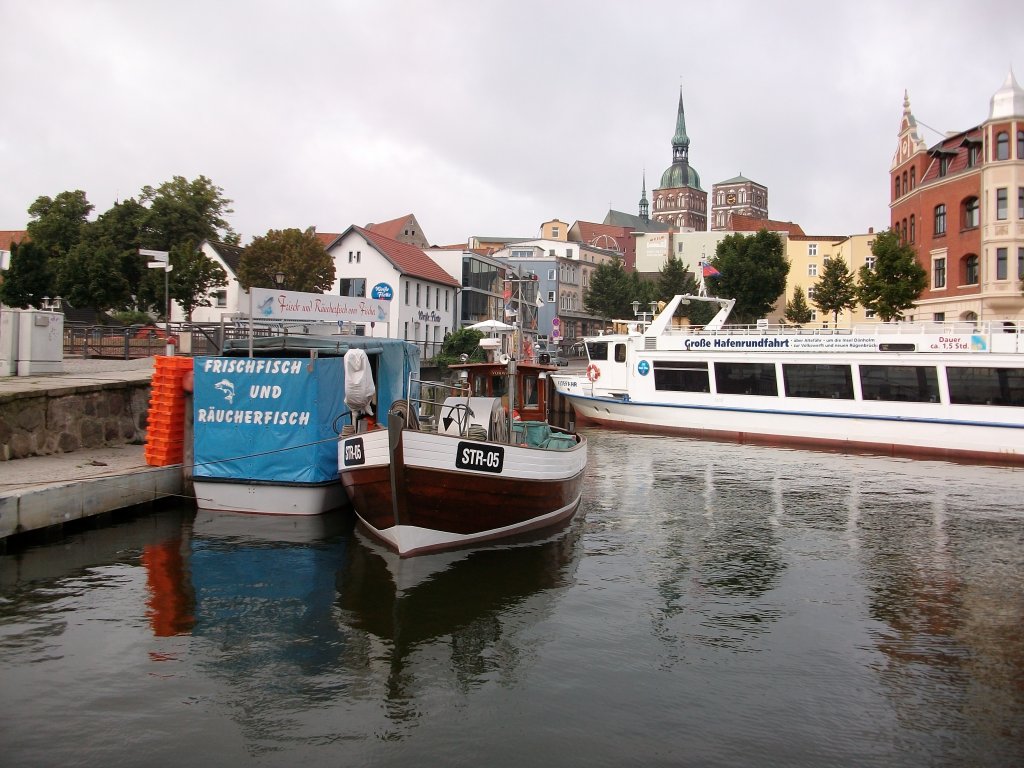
551, 293, 1024, 466
193, 478, 348, 516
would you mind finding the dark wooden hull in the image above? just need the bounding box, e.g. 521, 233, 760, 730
339, 427, 587, 557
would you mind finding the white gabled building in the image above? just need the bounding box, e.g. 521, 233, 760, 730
326, 226, 461, 354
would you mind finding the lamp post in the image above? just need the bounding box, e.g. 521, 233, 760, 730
632, 300, 659, 329
274, 270, 286, 289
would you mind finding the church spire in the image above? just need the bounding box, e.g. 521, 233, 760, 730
672, 88, 690, 163
639, 170, 649, 223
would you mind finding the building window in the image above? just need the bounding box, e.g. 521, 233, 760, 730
933, 257, 946, 289
552, 226, 559, 238
807, 286, 816, 300
348, 250, 354, 263
1019, 130, 1024, 159
902, 219, 908, 242
213, 290, 227, 308
340, 278, 366, 297
808, 243, 817, 256
547, 291, 556, 303
963, 197, 980, 229
996, 131, 1009, 160
968, 144, 980, 167
425, 285, 431, 307
808, 263, 817, 277
1019, 187, 1024, 219
934, 204, 947, 235
415, 283, 421, 307
933, 312, 945, 322
997, 188, 1008, 220
910, 167, 916, 189
996, 248, 1008, 280
964, 254, 979, 285
548, 269, 556, 280
910, 214, 916, 243
865, 255, 876, 270
1019, 248, 1024, 280
404, 281, 409, 305
894, 177, 900, 199
938, 156, 950, 177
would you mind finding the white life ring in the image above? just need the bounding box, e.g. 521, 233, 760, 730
586, 363, 601, 383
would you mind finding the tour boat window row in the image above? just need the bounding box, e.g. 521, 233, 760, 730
647, 360, 1024, 407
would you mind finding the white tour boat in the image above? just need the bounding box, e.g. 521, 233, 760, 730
550, 294, 1024, 465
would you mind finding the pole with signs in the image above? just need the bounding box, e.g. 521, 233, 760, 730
141, 249, 173, 355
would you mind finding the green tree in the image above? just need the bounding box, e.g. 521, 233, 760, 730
434, 327, 487, 370
139, 175, 238, 250
711, 230, 790, 323
56, 236, 131, 320
653, 256, 718, 325
784, 285, 813, 325
856, 229, 927, 321
167, 240, 228, 321
813, 256, 858, 325
237, 227, 335, 292
583, 258, 631, 320
0, 240, 52, 308
26, 190, 93, 258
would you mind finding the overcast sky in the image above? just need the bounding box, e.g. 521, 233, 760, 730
2, 0, 1021, 248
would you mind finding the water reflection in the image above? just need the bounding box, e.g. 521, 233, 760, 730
335, 521, 583, 733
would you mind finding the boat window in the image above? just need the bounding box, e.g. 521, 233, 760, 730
714, 362, 779, 396
490, 375, 508, 397
782, 364, 854, 399
860, 365, 940, 402
653, 360, 709, 393
615, 344, 627, 363
471, 374, 488, 396
587, 341, 609, 361
947, 367, 1024, 406
522, 375, 539, 406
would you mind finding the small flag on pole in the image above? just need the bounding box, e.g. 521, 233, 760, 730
701, 261, 721, 278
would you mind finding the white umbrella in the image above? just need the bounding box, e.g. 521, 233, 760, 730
467, 319, 514, 332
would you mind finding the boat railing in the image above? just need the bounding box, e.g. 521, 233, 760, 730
663, 320, 1018, 337
403, 375, 473, 435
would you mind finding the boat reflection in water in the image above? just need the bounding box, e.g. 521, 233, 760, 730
335, 518, 583, 718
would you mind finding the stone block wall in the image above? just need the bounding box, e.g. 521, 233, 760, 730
0, 382, 150, 461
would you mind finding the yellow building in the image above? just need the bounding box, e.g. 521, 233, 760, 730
783, 232, 881, 326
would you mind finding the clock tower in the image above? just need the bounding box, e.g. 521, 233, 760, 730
710, 174, 769, 230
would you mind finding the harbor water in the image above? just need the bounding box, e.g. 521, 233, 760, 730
1, 429, 1022, 767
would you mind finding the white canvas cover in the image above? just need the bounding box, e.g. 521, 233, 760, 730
344, 348, 376, 416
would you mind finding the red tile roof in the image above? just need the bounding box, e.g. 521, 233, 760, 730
572, 221, 631, 250
728, 213, 805, 237
314, 232, 340, 248
366, 215, 414, 241
0, 230, 29, 249
354, 226, 460, 287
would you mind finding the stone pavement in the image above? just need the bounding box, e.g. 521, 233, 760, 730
0, 356, 184, 540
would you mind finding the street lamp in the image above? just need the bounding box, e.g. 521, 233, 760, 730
274, 271, 286, 289
632, 300, 659, 329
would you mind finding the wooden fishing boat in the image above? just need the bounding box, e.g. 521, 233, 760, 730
339, 358, 587, 557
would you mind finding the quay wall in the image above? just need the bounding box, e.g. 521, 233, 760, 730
0, 381, 151, 461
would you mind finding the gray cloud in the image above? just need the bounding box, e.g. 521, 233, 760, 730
2, 0, 1020, 246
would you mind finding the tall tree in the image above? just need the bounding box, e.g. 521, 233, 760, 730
856, 229, 927, 321
237, 227, 335, 292
710, 229, 790, 323
813, 256, 858, 325
26, 190, 93, 258
56, 236, 131, 320
0, 241, 52, 308
784, 285, 813, 325
583, 259, 631, 320
139, 175, 238, 250
168, 240, 228, 321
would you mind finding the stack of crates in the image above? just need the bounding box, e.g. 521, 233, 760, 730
144, 355, 193, 466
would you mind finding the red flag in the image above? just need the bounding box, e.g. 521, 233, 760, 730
701, 261, 721, 278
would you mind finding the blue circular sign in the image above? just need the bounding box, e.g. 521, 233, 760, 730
371, 282, 394, 300
638, 359, 650, 376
